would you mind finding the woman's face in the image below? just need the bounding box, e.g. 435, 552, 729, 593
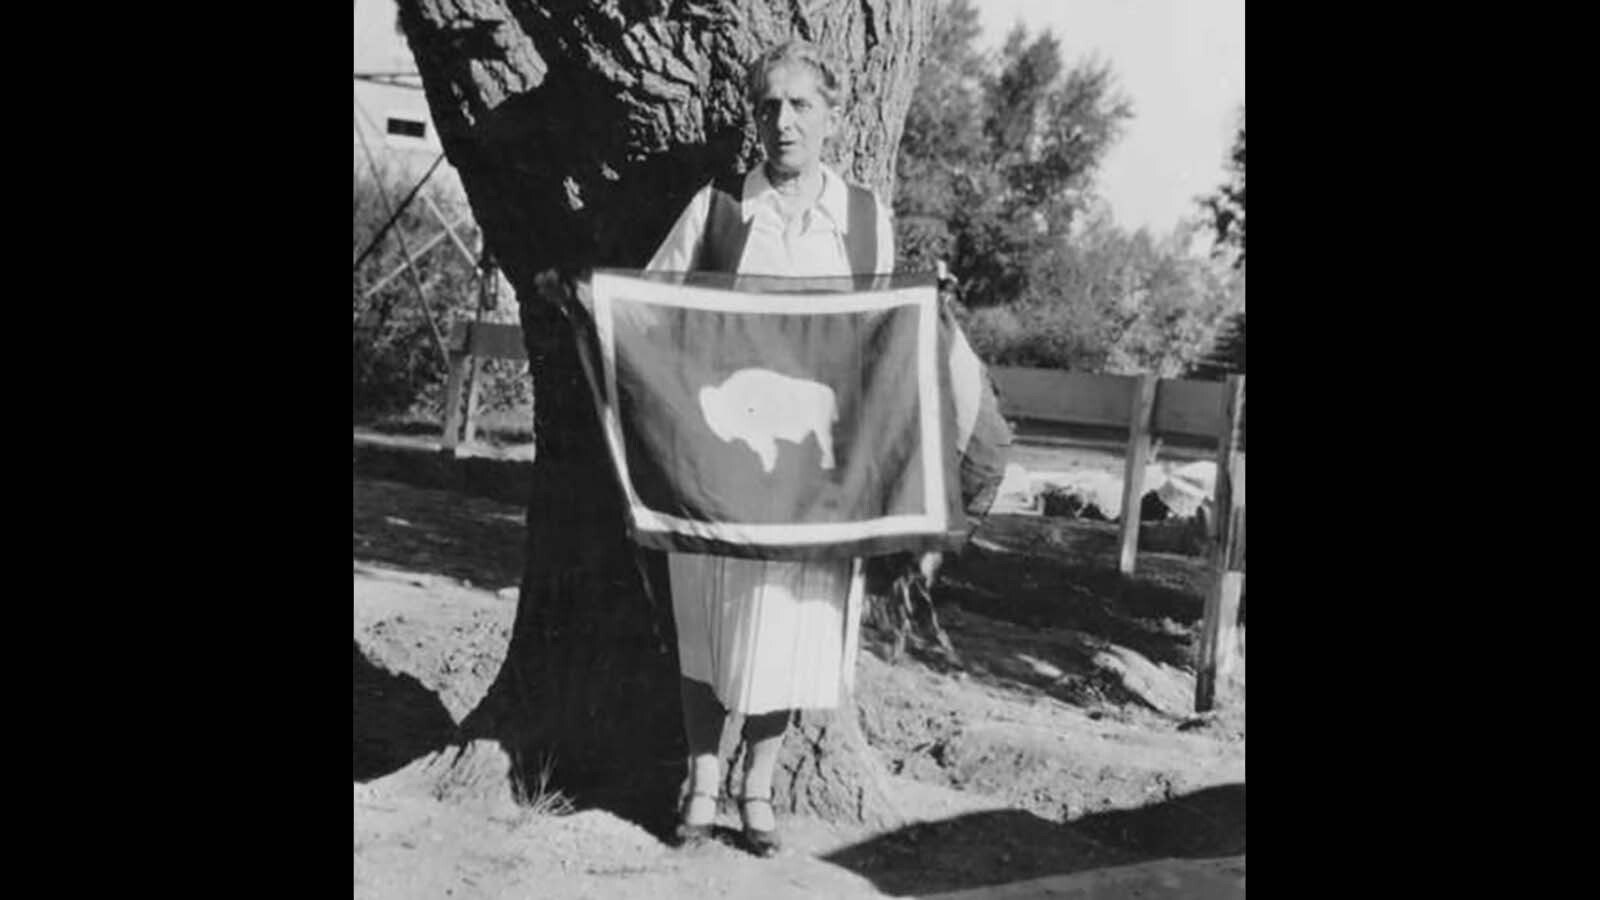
754, 61, 837, 177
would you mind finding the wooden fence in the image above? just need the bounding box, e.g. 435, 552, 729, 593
988, 367, 1246, 711
436, 320, 1245, 712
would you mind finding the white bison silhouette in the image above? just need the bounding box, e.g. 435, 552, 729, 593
698, 368, 837, 474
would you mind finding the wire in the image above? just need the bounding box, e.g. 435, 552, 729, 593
353, 72, 425, 90
352, 151, 446, 272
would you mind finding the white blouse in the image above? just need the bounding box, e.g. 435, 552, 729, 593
646, 165, 896, 277
647, 164, 983, 451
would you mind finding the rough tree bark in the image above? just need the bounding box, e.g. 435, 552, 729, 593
393, 0, 934, 830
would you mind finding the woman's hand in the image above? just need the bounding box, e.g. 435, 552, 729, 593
532, 267, 595, 320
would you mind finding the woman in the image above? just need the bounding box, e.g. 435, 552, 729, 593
646, 38, 1007, 856
644, 40, 893, 856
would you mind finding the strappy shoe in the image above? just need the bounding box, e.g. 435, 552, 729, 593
675, 790, 718, 847
739, 796, 781, 858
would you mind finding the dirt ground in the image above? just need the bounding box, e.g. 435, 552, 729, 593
353, 439, 1245, 898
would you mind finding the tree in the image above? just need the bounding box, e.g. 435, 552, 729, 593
1204, 106, 1245, 269
1194, 106, 1245, 377
1187, 307, 1245, 379
961, 209, 1245, 375
893, 0, 1133, 307
392, 0, 936, 829
352, 164, 478, 420
893, 0, 987, 272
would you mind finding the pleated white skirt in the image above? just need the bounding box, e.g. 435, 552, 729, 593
668, 553, 865, 715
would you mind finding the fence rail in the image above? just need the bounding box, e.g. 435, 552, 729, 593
989, 367, 1246, 450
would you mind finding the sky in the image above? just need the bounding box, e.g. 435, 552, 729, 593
972, 0, 1245, 235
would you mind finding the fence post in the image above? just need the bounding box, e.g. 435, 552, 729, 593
458, 244, 504, 447
1117, 373, 1159, 575
1195, 374, 1245, 713
461, 354, 483, 445
440, 322, 472, 453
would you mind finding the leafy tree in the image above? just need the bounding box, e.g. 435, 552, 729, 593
352, 161, 531, 426
962, 209, 1245, 376
352, 164, 482, 421
900, 2, 1244, 377
894, 0, 987, 273
1192, 107, 1245, 377
894, 0, 1134, 309
1204, 106, 1245, 269
1187, 309, 1245, 379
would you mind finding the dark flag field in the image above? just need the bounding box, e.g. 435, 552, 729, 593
575, 270, 968, 560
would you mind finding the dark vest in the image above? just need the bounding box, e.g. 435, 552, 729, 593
695, 172, 881, 274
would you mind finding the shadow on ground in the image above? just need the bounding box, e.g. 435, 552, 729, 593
354, 450, 695, 835
352, 641, 459, 781
353, 474, 526, 589
366, 417, 535, 447
353, 437, 535, 515
936, 516, 1213, 673
823, 783, 1245, 897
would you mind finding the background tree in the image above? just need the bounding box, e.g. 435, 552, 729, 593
892, 0, 987, 272
352, 163, 478, 420
962, 208, 1244, 376
353, 164, 533, 423
894, 2, 1243, 376
893, 0, 1134, 308
1192, 105, 1245, 378
1203, 106, 1245, 269
1186, 306, 1245, 379
392, 0, 935, 829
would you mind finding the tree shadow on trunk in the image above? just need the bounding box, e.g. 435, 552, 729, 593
446, 444, 694, 835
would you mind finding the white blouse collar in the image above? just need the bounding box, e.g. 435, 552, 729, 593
739, 164, 853, 233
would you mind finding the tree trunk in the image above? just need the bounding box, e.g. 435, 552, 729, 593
394, 0, 933, 830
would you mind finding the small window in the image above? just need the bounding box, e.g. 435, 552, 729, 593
386, 117, 426, 139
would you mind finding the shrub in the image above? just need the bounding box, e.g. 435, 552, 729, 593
959, 212, 1245, 377
1186, 310, 1245, 380
353, 160, 531, 429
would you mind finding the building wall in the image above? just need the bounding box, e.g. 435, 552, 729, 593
353, 0, 462, 194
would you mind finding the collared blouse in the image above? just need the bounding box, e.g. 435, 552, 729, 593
647, 164, 896, 277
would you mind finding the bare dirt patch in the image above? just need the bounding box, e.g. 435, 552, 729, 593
353, 447, 1244, 898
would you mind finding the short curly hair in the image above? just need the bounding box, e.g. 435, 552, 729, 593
745, 40, 845, 109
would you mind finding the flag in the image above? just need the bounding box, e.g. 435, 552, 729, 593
574, 269, 968, 561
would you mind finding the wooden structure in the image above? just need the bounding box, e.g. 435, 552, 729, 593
434, 327, 1245, 712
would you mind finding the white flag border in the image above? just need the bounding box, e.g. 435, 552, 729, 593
588, 271, 949, 547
